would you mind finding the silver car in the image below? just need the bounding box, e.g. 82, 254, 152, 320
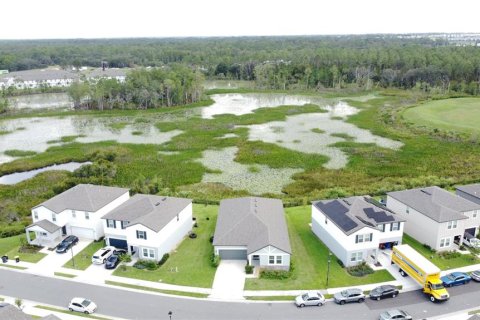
295, 291, 325, 307
471, 270, 480, 282
334, 288, 365, 305
379, 309, 412, 320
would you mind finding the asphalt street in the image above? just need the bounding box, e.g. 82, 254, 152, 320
0, 269, 479, 320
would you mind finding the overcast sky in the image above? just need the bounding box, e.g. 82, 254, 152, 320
1, 0, 479, 39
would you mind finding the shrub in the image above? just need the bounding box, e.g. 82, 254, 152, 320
245, 264, 254, 274
260, 269, 291, 280
158, 253, 169, 266
0, 224, 26, 238
194, 222, 198, 228
210, 252, 220, 268
438, 251, 461, 260
134, 259, 158, 270
209, 235, 214, 243
336, 258, 345, 268
422, 243, 433, 251
346, 262, 374, 277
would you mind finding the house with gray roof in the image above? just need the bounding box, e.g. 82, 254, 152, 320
84, 68, 128, 83
312, 196, 405, 267
387, 186, 480, 251
102, 194, 192, 261
26, 184, 130, 246
0, 69, 78, 89
213, 197, 291, 270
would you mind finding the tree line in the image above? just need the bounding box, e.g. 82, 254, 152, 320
68, 65, 204, 110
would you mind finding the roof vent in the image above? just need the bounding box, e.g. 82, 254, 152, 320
162, 197, 167, 201
342, 199, 351, 206
420, 189, 432, 196
155, 202, 161, 206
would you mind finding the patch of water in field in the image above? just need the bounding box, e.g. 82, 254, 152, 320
8, 93, 73, 110
197, 147, 302, 194
0, 117, 182, 164
203, 80, 254, 90
0, 161, 91, 184
240, 102, 403, 169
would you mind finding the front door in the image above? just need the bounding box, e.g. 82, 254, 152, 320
62, 226, 67, 235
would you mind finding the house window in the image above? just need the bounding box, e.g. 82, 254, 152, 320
85, 212, 90, 220
142, 248, 155, 259
34, 211, 38, 220
447, 220, 457, 229
378, 224, 386, 232
269, 256, 275, 264
355, 233, 373, 243
121, 221, 129, 229
52, 213, 56, 222
350, 252, 363, 262
391, 222, 400, 231
136, 230, 147, 240
406, 207, 410, 214
473, 211, 478, 218
72, 210, 76, 218
325, 218, 328, 225
276, 256, 282, 264
440, 237, 451, 248
107, 220, 116, 228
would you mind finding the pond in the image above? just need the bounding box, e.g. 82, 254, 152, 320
8, 93, 73, 110
0, 161, 91, 185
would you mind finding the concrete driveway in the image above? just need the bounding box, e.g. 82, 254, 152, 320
210, 260, 246, 300
28, 238, 92, 276
75, 262, 116, 284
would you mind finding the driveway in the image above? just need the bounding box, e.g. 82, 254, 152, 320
210, 260, 246, 300
75, 262, 116, 284
28, 238, 92, 276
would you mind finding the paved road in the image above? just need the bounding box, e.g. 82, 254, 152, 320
1, 269, 479, 320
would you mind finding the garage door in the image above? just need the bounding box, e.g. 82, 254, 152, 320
70, 227, 94, 239
108, 238, 128, 250
218, 249, 247, 260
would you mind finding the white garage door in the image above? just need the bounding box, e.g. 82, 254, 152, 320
70, 227, 95, 239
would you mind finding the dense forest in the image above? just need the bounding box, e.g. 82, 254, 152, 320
1, 36, 480, 94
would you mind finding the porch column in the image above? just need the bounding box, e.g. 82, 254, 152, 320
25, 229, 31, 244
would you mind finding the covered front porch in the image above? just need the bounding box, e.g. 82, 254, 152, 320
25, 219, 64, 248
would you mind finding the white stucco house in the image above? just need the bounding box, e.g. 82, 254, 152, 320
312, 196, 405, 267
102, 194, 192, 261
26, 184, 130, 246
0, 69, 79, 89
213, 197, 292, 270
387, 186, 480, 251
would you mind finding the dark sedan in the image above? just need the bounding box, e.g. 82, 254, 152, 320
105, 254, 121, 269
56, 235, 79, 253
369, 285, 399, 301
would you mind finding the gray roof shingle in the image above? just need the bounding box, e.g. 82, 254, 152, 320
26, 219, 61, 233
456, 183, 480, 200
313, 196, 404, 235
0, 304, 32, 320
33, 184, 129, 213
0, 69, 78, 82
213, 197, 291, 254
387, 186, 479, 222
102, 194, 192, 232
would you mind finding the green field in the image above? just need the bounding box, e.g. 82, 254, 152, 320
403, 98, 480, 134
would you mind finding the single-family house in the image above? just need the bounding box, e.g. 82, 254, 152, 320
101, 194, 192, 261
0, 69, 78, 89
312, 196, 405, 267
213, 197, 291, 270
455, 183, 480, 236
387, 186, 480, 251
85, 68, 127, 83
26, 184, 130, 246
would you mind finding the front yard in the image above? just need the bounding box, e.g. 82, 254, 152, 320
402, 234, 479, 270
244, 206, 394, 290
113, 204, 218, 288
63, 240, 105, 270
0, 234, 46, 263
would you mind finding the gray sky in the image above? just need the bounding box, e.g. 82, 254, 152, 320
1, 0, 479, 39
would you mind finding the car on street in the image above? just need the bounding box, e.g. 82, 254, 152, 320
471, 270, 480, 282
333, 288, 365, 305
55, 235, 79, 253
379, 309, 412, 320
294, 291, 325, 307
370, 285, 399, 301
68, 297, 97, 314
92, 246, 115, 264
441, 272, 471, 287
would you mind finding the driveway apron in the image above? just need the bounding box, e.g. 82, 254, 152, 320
210, 260, 246, 300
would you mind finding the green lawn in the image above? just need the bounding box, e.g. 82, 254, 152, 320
113, 204, 218, 288
63, 240, 105, 270
402, 234, 479, 270
244, 206, 394, 290
0, 234, 46, 263
403, 98, 480, 134
105, 280, 208, 298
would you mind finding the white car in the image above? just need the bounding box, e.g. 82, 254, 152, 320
463, 233, 480, 248
68, 297, 97, 314
295, 291, 325, 307
92, 246, 115, 264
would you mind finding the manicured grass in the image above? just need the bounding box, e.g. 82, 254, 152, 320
54, 271, 76, 278
402, 234, 479, 270
35, 305, 111, 320
245, 295, 296, 301
0, 234, 46, 263
105, 280, 209, 298
403, 98, 480, 134
63, 240, 105, 270
0, 264, 27, 270
113, 204, 218, 288
244, 206, 394, 290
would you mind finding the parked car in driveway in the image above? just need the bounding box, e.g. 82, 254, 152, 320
56, 235, 79, 253
441, 272, 471, 287
92, 246, 115, 264
68, 297, 97, 314
295, 291, 325, 307
105, 254, 121, 269
334, 288, 365, 305
370, 285, 399, 301
379, 309, 412, 320
471, 270, 480, 282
